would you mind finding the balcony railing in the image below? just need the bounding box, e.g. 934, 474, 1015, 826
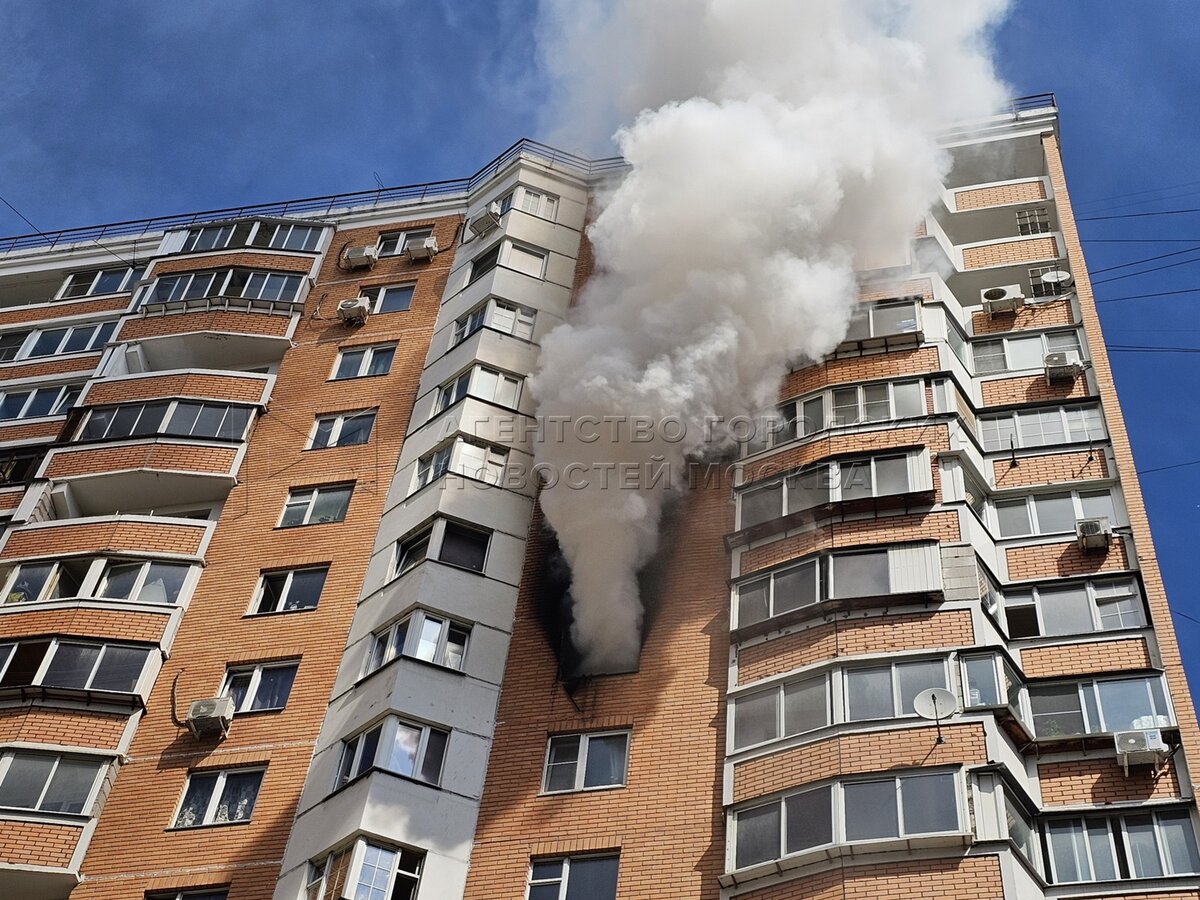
0, 139, 627, 254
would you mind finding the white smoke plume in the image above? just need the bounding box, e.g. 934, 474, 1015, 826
530, 0, 1011, 673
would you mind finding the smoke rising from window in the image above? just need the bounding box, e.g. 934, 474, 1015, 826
530, 0, 1011, 673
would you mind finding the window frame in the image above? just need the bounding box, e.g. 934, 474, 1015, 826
23, 321, 117, 360
391, 519, 491, 577
453, 296, 537, 347
1029, 674, 1174, 738
334, 715, 449, 790
0, 749, 106, 815
308, 409, 377, 450
79, 399, 255, 442
731, 771, 962, 871
278, 484, 354, 528
0, 637, 152, 694
58, 266, 142, 300
1001, 577, 1147, 639
0, 383, 81, 421
330, 344, 395, 380
973, 329, 1082, 376
363, 608, 471, 677
526, 854, 620, 900
0, 557, 192, 607
500, 185, 560, 221
843, 657, 951, 722
991, 488, 1118, 539
378, 227, 434, 258
172, 766, 266, 829
361, 283, 416, 314
540, 730, 631, 794
1043, 808, 1200, 884
435, 365, 523, 413
220, 660, 299, 714
414, 437, 508, 491
250, 565, 330, 615
145, 267, 303, 306
980, 404, 1106, 452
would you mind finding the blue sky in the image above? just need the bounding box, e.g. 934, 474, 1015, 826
3, 1, 1200, 694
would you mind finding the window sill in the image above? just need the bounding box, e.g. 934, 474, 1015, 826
0, 683, 144, 710
273, 520, 349, 530
166, 818, 254, 833
243, 606, 318, 619
358, 651, 467, 688
539, 782, 626, 798
326, 765, 442, 801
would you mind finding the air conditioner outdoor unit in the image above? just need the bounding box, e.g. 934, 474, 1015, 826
1075, 516, 1112, 551
186, 696, 234, 739
1044, 351, 1084, 382
981, 285, 1026, 316
343, 245, 379, 269
407, 235, 439, 262
1114, 729, 1167, 774
337, 296, 371, 325
468, 202, 503, 237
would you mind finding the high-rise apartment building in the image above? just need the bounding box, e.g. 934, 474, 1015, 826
0, 95, 1195, 900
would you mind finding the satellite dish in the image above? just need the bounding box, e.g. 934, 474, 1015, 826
914, 687, 959, 721
1040, 269, 1074, 288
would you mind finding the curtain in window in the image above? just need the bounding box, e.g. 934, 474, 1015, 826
213, 771, 262, 823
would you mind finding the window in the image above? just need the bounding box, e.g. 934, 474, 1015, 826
843, 299, 920, 341
454, 297, 536, 345
335, 716, 448, 788
416, 438, 508, 489
309, 410, 376, 449
468, 243, 501, 283
845, 659, 948, 721
962, 654, 1023, 711
439, 523, 490, 572
378, 228, 433, 257
1030, 676, 1172, 738
0, 639, 151, 695
82, 401, 253, 441
739, 453, 917, 528
1005, 794, 1038, 866
2, 560, 84, 604
147, 890, 229, 900
279, 485, 353, 527
973, 330, 1081, 375
1003, 578, 1146, 639
251, 222, 323, 252
827, 550, 890, 599
436, 366, 522, 412
0, 384, 80, 420
365, 609, 470, 676
734, 773, 958, 869
1016, 207, 1051, 235
393, 522, 490, 575
0, 331, 28, 362
1045, 809, 1200, 883
362, 284, 415, 314
0, 750, 103, 814
26, 321, 116, 359
762, 380, 925, 452
182, 222, 254, 253
307, 841, 422, 900
993, 489, 1116, 538
174, 767, 264, 828
96, 559, 190, 604
736, 558, 820, 627
732, 673, 829, 749
395, 529, 431, 575
0, 450, 40, 485
1030, 264, 1067, 298
60, 266, 142, 299
542, 731, 629, 793
507, 244, 547, 278
501, 186, 560, 221
981, 405, 1106, 451
253, 566, 329, 614
527, 855, 619, 900
332, 344, 395, 380
147, 268, 302, 305
222, 661, 298, 713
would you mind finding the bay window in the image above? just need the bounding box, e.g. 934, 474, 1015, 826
732, 673, 829, 749
0, 638, 151, 693
364, 609, 470, 676
973, 330, 1081, 375
1045, 809, 1200, 883
82, 400, 254, 441
436, 365, 522, 412
453, 297, 536, 345
981, 404, 1105, 451
733, 772, 959, 869
993, 489, 1116, 538
845, 659, 948, 721
335, 716, 448, 789
1003, 577, 1146, 639
307, 841, 422, 900
1030, 675, 1172, 738
147, 268, 302, 305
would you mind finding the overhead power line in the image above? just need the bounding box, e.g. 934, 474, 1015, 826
1092, 254, 1200, 285
1076, 178, 1200, 208
1088, 244, 1200, 275
1096, 287, 1200, 304
0, 188, 135, 268
1079, 208, 1200, 222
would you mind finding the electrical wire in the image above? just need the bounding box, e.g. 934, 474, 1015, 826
1075, 178, 1200, 208
0, 189, 137, 268
1096, 287, 1200, 304
1088, 244, 1200, 275
1092, 254, 1200, 285
1078, 208, 1200, 222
